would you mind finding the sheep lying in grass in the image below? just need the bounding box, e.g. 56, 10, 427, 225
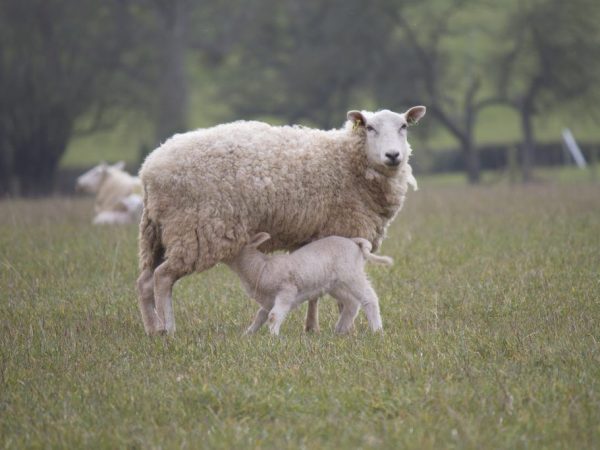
226, 232, 393, 335
76, 161, 143, 225
138, 107, 425, 335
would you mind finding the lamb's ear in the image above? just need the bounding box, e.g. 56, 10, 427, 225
112, 161, 126, 170
249, 232, 271, 248
405, 106, 426, 126
347, 110, 366, 127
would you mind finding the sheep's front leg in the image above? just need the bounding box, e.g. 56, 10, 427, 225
268, 289, 297, 335
245, 307, 269, 335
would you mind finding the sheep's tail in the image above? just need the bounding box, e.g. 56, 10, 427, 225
138, 193, 164, 272
351, 238, 394, 266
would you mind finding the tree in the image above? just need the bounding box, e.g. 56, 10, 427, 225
200, 0, 396, 129
147, 0, 190, 144
373, 0, 506, 183
496, 0, 600, 181
0, 0, 149, 195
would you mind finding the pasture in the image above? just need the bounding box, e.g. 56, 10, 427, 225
1, 179, 599, 448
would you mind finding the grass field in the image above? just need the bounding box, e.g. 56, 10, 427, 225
1, 178, 599, 448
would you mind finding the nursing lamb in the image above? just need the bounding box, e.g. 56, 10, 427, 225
227, 232, 392, 335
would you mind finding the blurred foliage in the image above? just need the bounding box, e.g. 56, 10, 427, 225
1, 0, 600, 194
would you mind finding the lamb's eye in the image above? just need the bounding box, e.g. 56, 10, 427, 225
400, 123, 408, 131
366, 125, 376, 132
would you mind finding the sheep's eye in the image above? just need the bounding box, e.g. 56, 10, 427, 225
366, 125, 376, 132
400, 123, 408, 131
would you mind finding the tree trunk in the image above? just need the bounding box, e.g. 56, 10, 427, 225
464, 137, 480, 184
520, 106, 535, 183
11, 119, 70, 196
154, 2, 189, 144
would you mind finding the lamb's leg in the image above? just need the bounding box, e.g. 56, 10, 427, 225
136, 268, 161, 335
335, 301, 360, 334
153, 260, 187, 335
353, 281, 383, 332
305, 297, 320, 333
245, 307, 269, 335
331, 289, 360, 334
268, 289, 297, 336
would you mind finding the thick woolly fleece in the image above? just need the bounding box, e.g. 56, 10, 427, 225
95, 167, 142, 214
139, 119, 415, 277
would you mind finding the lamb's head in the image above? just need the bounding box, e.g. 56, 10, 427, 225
75, 161, 125, 193
347, 107, 426, 171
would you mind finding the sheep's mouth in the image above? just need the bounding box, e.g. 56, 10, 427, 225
384, 160, 401, 167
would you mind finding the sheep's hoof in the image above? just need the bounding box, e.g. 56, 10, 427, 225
304, 324, 320, 333
147, 327, 168, 336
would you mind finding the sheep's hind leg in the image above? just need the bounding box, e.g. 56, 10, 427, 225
305, 297, 320, 333
136, 268, 161, 335
245, 307, 269, 335
153, 260, 189, 335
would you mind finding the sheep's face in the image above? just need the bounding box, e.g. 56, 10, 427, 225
75, 161, 125, 193
347, 107, 426, 171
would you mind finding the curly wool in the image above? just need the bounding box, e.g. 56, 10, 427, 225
139, 119, 415, 276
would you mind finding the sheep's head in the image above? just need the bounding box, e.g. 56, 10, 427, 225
75, 161, 125, 193
347, 107, 426, 172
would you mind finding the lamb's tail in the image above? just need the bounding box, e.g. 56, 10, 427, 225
138, 192, 164, 272
351, 238, 393, 266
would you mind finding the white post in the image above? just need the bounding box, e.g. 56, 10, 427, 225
561, 128, 587, 169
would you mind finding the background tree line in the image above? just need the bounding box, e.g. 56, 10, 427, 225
1, 0, 599, 195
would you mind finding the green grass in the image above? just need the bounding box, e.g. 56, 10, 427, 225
1, 177, 600, 448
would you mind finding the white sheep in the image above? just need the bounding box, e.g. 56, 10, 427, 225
75, 161, 143, 225
227, 232, 392, 335
137, 107, 425, 335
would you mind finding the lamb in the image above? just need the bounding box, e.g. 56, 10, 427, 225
76, 161, 143, 225
137, 107, 425, 335
227, 232, 393, 335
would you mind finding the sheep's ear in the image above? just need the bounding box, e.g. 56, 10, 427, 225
249, 232, 271, 248
405, 106, 426, 126
347, 110, 366, 127
112, 161, 126, 170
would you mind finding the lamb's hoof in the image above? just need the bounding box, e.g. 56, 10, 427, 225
334, 327, 354, 335
305, 325, 320, 333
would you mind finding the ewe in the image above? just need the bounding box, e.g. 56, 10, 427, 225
137, 107, 425, 335
76, 161, 143, 225
227, 232, 393, 335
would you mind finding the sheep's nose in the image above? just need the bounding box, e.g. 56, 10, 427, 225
385, 151, 401, 165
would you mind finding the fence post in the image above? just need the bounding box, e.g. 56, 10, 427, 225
590, 145, 598, 182
507, 145, 518, 184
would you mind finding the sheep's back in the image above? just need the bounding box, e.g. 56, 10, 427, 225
140, 121, 352, 247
